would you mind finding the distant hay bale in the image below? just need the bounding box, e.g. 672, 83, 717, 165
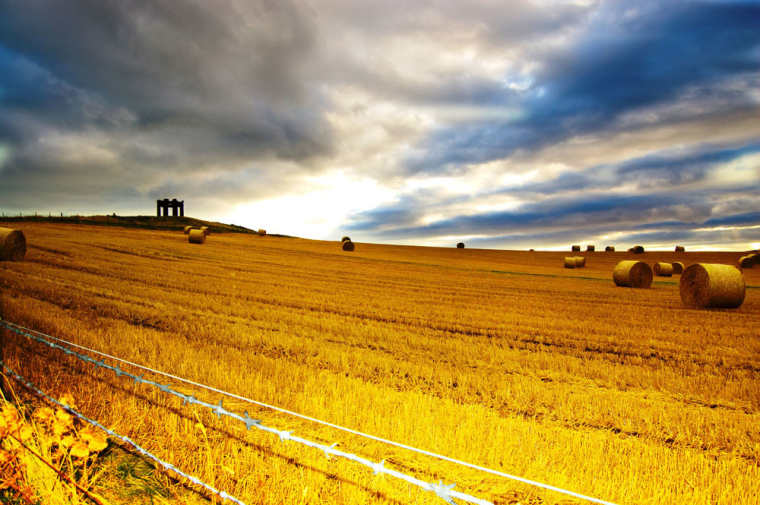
586, 245, 595, 252
258, 229, 266, 236
571, 245, 581, 252
188, 229, 206, 244
672, 261, 685, 274
628, 245, 645, 254
183, 225, 192, 234
675, 245, 685, 252
0, 227, 26, 261
456, 242, 465, 249
341, 236, 351, 242
342, 240, 355, 251
200, 226, 209, 236
613, 260, 653, 288
680, 263, 745, 309
529, 248, 534, 252
738, 255, 756, 268
653, 262, 674, 277
605, 246, 615, 252
564, 257, 576, 269
575, 256, 586, 268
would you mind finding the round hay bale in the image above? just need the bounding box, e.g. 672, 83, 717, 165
456, 242, 465, 249
200, 226, 210, 236
613, 260, 653, 288
672, 261, 684, 274
564, 257, 576, 269
529, 248, 534, 252
738, 255, 754, 268
675, 245, 685, 253
341, 236, 351, 242
628, 245, 645, 254
342, 240, 355, 251
575, 256, 586, 268
183, 225, 192, 234
605, 246, 615, 252
586, 245, 595, 252
653, 262, 673, 277
571, 245, 581, 252
680, 263, 745, 309
188, 229, 206, 244
258, 229, 267, 236
0, 227, 26, 261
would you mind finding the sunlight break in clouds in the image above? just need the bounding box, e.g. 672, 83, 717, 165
234, 171, 396, 239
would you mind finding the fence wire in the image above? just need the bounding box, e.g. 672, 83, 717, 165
1, 318, 619, 505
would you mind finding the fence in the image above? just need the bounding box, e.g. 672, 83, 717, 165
0, 318, 618, 505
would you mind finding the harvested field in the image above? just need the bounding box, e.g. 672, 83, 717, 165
1, 222, 759, 505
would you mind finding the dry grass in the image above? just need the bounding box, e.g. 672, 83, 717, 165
0, 222, 759, 505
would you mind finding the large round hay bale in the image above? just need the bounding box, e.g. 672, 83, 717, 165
672, 261, 685, 274
628, 245, 645, 254
342, 240, 355, 251
738, 255, 754, 268
456, 242, 465, 249
258, 229, 267, 236
188, 229, 206, 244
200, 226, 210, 236
680, 263, 745, 309
341, 236, 351, 242
183, 225, 192, 234
575, 256, 586, 268
613, 260, 653, 288
0, 227, 26, 261
653, 262, 673, 277
586, 245, 595, 252
605, 246, 615, 252
675, 245, 685, 253
571, 245, 581, 252
564, 257, 576, 269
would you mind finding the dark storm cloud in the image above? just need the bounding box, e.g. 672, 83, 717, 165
506, 140, 760, 197
0, 0, 333, 214
350, 192, 702, 238
349, 178, 760, 244
407, 1, 760, 173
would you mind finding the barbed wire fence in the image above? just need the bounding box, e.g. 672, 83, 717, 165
0, 318, 619, 505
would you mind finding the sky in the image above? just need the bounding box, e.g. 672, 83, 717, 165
1, 0, 759, 251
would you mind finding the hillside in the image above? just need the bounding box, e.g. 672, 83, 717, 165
0, 214, 274, 235
0, 222, 758, 505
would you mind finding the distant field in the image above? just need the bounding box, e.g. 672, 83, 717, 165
1, 222, 759, 505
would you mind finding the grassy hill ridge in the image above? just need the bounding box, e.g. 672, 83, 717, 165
0, 214, 288, 236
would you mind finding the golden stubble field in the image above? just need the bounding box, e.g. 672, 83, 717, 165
1, 222, 759, 505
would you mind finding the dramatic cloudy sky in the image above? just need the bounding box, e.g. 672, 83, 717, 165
1, 0, 759, 250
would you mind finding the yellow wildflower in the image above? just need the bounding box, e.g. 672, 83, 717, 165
33, 407, 55, 424
18, 425, 34, 443
60, 435, 76, 448
80, 427, 108, 452
70, 441, 90, 459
